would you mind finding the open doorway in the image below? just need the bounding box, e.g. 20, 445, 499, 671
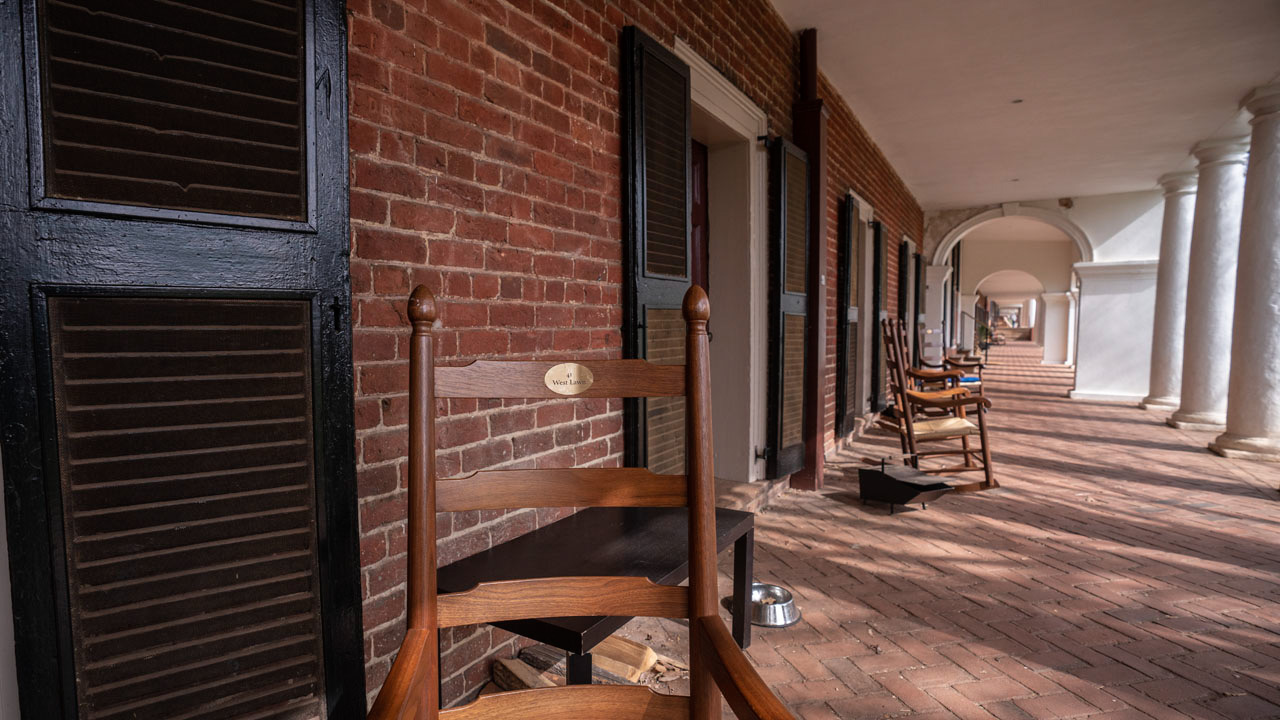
676, 40, 769, 483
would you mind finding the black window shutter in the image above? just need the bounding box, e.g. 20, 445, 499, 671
897, 238, 911, 365
1, 1, 363, 718
835, 196, 859, 437
620, 27, 691, 471
870, 220, 888, 411
913, 251, 925, 366
36, 0, 308, 222
764, 139, 809, 479
898, 238, 910, 322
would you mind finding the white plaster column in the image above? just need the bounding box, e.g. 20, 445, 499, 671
1040, 292, 1072, 364
1066, 291, 1079, 366
1169, 137, 1250, 429
1211, 85, 1280, 460
957, 293, 978, 351
1141, 171, 1198, 409
1034, 299, 1046, 347
923, 265, 952, 362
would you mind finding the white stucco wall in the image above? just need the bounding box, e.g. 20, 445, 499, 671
1071, 261, 1160, 400
958, 238, 1076, 294
1052, 191, 1165, 261
924, 190, 1165, 263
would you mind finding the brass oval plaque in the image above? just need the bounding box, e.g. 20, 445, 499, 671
544, 363, 594, 395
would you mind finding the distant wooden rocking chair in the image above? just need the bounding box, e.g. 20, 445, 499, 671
914, 324, 983, 392
368, 285, 794, 720
881, 317, 997, 492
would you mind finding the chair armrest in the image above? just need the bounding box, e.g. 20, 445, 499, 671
693, 616, 795, 720
368, 629, 434, 720
905, 367, 963, 381
906, 390, 992, 410
911, 387, 971, 400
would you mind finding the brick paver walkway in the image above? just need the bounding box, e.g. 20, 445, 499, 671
744, 341, 1280, 719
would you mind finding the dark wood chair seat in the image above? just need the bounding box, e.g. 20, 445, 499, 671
436, 506, 755, 659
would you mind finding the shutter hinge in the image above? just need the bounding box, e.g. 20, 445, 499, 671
331, 296, 344, 331
316, 68, 332, 119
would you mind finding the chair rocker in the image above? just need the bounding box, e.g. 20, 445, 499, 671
367, 285, 794, 720
881, 317, 997, 493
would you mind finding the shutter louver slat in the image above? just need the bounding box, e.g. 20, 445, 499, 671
48, 296, 326, 720
39, 0, 306, 219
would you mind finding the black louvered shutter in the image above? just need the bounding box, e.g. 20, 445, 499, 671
764, 140, 809, 479
913, 251, 924, 366
898, 238, 910, 322
835, 197, 859, 437
36, 0, 308, 222
870, 220, 888, 411
0, 2, 362, 718
47, 296, 328, 719
897, 238, 911, 366
621, 27, 691, 472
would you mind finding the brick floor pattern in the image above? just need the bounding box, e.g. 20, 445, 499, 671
739, 342, 1280, 720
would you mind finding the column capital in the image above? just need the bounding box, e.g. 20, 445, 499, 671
1241, 82, 1280, 122
1157, 171, 1197, 196
1192, 136, 1250, 167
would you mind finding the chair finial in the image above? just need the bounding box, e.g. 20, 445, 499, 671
682, 284, 710, 323
409, 285, 437, 325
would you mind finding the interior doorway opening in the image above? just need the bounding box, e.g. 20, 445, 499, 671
679, 41, 769, 483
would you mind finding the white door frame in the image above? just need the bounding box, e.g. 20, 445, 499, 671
673, 39, 768, 482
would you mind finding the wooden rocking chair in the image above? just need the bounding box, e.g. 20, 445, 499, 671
367, 285, 794, 720
914, 324, 983, 391
881, 317, 997, 492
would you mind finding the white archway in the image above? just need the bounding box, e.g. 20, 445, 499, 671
931, 204, 1094, 266
973, 268, 1047, 299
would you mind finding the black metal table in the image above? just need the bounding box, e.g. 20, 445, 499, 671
437, 506, 755, 684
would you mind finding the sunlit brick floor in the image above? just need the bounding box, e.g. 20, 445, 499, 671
732, 341, 1280, 719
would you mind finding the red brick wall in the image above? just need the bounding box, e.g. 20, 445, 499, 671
346, 0, 922, 705
821, 74, 925, 451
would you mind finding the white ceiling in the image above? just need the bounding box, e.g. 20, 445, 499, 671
770, 0, 1280, 210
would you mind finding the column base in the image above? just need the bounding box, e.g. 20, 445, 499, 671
1140, 394, 1179, 410
1167, 408, 1226, 431
1068, 390, 1144, 403
1208, 432, 1280, 462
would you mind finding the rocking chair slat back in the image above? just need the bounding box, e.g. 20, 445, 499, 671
367, 284, 791, 720
438, 684, 691, 720
435, 359, 686, 398
436, 576, 689, 627
436, 468, 687, 511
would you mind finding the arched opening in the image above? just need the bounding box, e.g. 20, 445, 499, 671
928, 214, 1081, 371
976, 269, 1045, 344
931, 205, 1094, 266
